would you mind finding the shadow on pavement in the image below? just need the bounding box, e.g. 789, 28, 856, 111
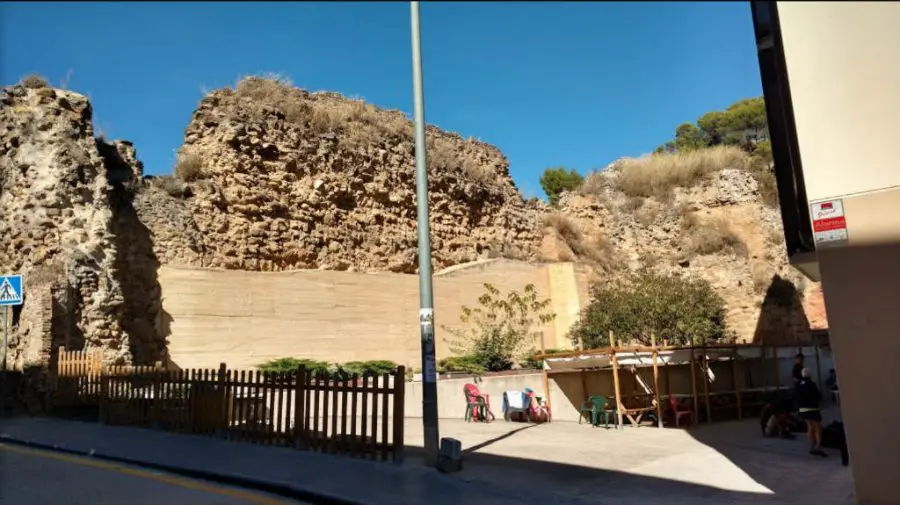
685, 413, 855, 505
405, 443, 785, 504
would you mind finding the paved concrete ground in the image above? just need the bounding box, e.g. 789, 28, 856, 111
0, 417, 587, 505
404, 408, 855, 505
0, 411, 855, 505
0, 444, 304, 505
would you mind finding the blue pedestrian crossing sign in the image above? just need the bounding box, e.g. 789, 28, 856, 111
0, 275, 23, 306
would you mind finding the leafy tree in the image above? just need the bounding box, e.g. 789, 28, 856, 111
654, 141, 676, 155
751, 139, 773, 165
659, 97, 769, 154
569, 270, 727, 349
696, 110, 729, 146
540, 167, 584, 206
444, 283, 556, 372
674, 123, 705, 151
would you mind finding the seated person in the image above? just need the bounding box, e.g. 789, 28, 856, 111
759, 395, 796, 439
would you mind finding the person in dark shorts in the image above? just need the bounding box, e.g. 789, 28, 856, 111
795, 368, 827, 457
792, 354, 804, 384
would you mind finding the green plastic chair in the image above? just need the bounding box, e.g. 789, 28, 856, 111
579, 395, 616, 429
465, 394, 489, 422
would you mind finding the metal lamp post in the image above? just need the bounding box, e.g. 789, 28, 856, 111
410, 0, 440, 467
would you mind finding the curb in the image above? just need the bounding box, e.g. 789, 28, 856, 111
0, 434, 364, 505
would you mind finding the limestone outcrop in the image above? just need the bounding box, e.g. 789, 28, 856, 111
138, 77, 545, 273
1, 76, 827, 368
0, 80, 166, 368
541, 158, 826, 343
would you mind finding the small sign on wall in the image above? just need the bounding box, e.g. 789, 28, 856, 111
810, 199, 849, 248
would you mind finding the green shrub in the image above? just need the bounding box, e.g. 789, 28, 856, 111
520, 348, 567, 369
258, 358, 398, 380
437, 355, 485, 375
339, 360, 399, 377
570, 269, 727, 349
540, 167, 584, 206
258, 357, 329, 375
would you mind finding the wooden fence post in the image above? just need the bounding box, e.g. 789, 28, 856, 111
609, 332, 623, 430
701, 345, 711, 424
392, 366, 406, 464
216, 363, 227, 439
651, 335, 662, 428
151, 370, 162, 430
294, 365, 307, 450
98, 372, 109, 425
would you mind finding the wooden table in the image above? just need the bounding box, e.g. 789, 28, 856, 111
621, 406, 656, 427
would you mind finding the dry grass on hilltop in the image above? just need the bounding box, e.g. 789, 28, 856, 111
225, 74, 498, 184
19, 74, 49, 89
681, 213, 748, 258
232, 75, 412, 145
173, 151, 204, 182
615, 145, 749, 199
542, 212, 618, 269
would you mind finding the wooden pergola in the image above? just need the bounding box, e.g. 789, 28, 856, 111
535, 331, 827, 428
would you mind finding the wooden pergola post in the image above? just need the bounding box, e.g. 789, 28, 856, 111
610, 331, 623, 430
772, 344, 781, 392
541, 327, 551, 410
651, 334, 662, 428
731, 345, 743, 420
580, 369, 588, 402
815, 343, 824, 399
701, 344, 712, 424
689, 341, 699, 424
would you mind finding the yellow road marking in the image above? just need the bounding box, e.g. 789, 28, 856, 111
0, 443, 296, 505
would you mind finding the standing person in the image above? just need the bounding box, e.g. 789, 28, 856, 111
792, 354, 805, 385
795, 368, 827, 457
826, 368, 839, 404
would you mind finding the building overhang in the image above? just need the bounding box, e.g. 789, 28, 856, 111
789, 251, 821, 282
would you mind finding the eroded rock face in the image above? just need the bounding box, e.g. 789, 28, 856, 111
548, 161, 826, 344
138, 82, 545, 273
0, 83, 165, 367
2, 78, 826, 363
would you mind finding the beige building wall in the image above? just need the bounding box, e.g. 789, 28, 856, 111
777, 3, 900, 503
161, 259, 586, 371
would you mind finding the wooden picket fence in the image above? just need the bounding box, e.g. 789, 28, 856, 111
51, 355, 407, 463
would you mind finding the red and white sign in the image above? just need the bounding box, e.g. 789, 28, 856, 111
810, 199, 848, 246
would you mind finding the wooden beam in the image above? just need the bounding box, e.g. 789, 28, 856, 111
543, 367, 552, 412
664, 361, 672, 400
701, 345, 712, 424
580, 369, 588, 400
689, 343, 699, 424
651, 335, 662, 428
540, 322, 551, 411
772, 344, 780, 391
732, 346, 743, 420
814, 343, 823, 399
610, 331, 623, 430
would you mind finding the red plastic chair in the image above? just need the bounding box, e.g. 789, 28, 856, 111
463, 383, 495, 422
669, 398, 693, 427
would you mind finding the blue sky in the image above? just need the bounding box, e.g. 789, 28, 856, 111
1, 1, 762, 200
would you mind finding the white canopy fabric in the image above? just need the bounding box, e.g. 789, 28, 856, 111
542, 345, 819, 372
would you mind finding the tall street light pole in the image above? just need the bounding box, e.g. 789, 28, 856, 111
410, 0, 440, 467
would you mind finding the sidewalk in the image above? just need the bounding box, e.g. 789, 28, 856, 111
0, 417, 587, 505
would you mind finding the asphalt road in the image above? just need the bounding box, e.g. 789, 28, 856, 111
0, 443, 308, 505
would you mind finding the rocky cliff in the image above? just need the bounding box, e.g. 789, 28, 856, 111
137, 77, 544, 273
540, 149, 827, 343
0, 79, 166, 368
2, 75, 826, 369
